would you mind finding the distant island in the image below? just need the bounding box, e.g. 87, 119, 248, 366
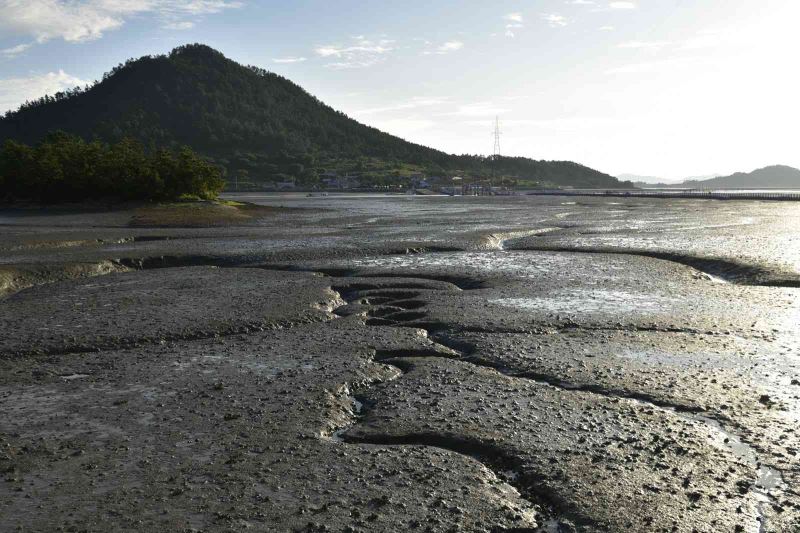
630, 165, 800, 189
1, 44, 633, 192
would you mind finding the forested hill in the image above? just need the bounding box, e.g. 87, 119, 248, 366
681, 165, 800, 189
633, 165, 800, 189
0, 44, 631, 189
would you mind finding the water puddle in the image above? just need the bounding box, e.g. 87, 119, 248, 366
536, 519, 564, 532
499, 469, 519, 482
60, 373, 90, 380
614, 343, 751, 369
702, 272, 730, 284
485, 229, 560, 250
690, 414, 784, 533
491, 289, 681, 315
329, 396, 363, 443
349, 251, 627, 279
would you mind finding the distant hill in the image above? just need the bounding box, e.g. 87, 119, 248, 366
0, 44, 630, 189
633, 166, 800, 189
622, 173, 720, 187
618, 173, 672, 185
681, 166, 800, 189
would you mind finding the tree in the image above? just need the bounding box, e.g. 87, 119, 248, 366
0, 133, 225, 203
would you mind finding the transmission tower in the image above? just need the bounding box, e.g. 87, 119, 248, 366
490, 116, 502, 189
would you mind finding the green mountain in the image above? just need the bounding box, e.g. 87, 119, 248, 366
0, 44, 631, 189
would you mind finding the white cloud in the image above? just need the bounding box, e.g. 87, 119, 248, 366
163, 20, 194, 30
444, 102, 509, 118
316, 37, 395, 68
605, 57, 697, 75
437, 40, 464, 53
1, 42, 34, 58
503, 13, 524, 38
0, 1, 126, 43
680, 29, 728, 50
568, 0, 595, 4
460, 117, 614, 132
615, 32, 728, 54
0, 69, 87, 113
325, 60, 376, 69
0, 0, 241, 44
609, 1, 636, 9
423, 40, 464, 55
599, 25, 615, 31
353, 97, 449, 116
167, 0, 243, 15
315, 39, 394, 58
272, 56, 307, 64
367, 118, 437, 138
315, 42, 394, 57
617, 40, 671, 50
542, 13, 568, 28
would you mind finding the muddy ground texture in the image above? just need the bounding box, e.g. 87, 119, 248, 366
1, 195, 799, 532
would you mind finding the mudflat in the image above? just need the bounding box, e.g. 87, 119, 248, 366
1, 194, 799, 532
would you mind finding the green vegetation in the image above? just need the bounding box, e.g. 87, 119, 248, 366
0, 132, 225, 203
0, 44, 633, 190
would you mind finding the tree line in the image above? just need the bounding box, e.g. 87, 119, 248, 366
0, 132, 225, 203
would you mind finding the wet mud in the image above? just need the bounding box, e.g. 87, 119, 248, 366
1, 195, 798, 532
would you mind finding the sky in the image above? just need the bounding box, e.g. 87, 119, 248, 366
0, 1, 798, 181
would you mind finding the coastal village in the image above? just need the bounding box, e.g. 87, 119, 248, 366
231, 169, 519, 195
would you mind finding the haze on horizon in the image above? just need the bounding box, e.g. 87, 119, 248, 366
0, 0, 798, 181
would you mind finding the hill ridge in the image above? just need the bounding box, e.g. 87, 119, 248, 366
1, 44, 631, 189
632, 165, 800, 189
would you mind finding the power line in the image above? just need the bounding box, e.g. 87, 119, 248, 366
492, 116, 502, 160
491, 116, 502, 188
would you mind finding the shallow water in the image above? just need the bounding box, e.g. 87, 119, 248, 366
349, 251, 630, 277
491, 289, 682, 315
227, 193, 800, 274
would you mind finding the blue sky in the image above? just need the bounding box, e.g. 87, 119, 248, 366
1, 0, 798, 180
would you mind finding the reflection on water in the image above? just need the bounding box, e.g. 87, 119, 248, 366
225, 192, 800, 275
350, 251, 628, 277
491, 289, 681, 315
